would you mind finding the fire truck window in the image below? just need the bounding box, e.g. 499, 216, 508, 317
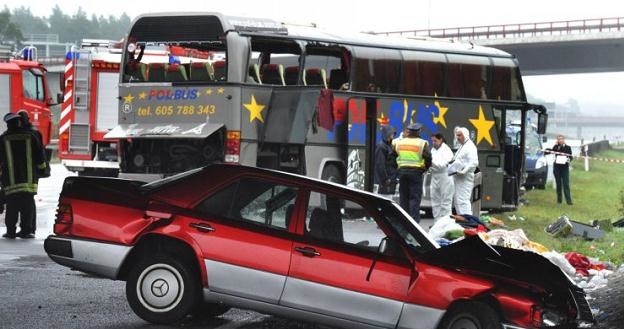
352, 46, 402, 94
22, 70, 44, 102
401, 50, 446, 96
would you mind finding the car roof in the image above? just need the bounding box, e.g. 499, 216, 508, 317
144, 163, 393, 206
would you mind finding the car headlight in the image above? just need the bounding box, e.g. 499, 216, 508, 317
533, 307, 564, 327
535, 157, 547, 169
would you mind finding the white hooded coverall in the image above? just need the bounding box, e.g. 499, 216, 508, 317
452, 128, 479, 215
430, 142, 454, 219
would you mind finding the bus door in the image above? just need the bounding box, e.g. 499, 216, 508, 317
344, 96, 377, 192
499, 106, 525, 209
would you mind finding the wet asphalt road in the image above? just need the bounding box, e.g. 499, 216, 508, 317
0, 250, 321, 329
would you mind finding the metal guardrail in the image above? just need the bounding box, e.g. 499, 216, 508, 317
25, 34, 60, 43
375, 17, 624, 40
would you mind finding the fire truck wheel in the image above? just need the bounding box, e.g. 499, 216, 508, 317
126, 254, 200, 324
437, 301, 501, 329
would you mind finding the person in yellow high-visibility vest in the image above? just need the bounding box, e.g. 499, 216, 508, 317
393, 123, 431, 222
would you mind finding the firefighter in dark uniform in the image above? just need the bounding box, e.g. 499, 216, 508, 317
0, 113, 47, 239
393, 123, 432, 222
17, 110, 47, 235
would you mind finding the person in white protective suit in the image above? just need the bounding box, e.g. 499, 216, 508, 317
451, 127, 479, 215
430, 133, 454, 220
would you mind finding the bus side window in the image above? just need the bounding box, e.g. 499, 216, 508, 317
351, 46, 402, 94
250, 37, 302, 86
491, 58, 522, 101
446, 54, 490, 100
402, 50, 446, 96
304, 45, 350, 90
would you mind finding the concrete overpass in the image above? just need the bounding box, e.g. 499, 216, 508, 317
375, 17, 624, 76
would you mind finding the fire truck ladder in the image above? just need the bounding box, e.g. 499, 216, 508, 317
69, 49, 91, 154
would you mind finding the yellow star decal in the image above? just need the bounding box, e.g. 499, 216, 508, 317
206, 88, 213, 95
433, 99, 448, 128
123, 93, 134, 103
138, 92, 147, 100
469, 105, 495, 146
217, 88, 225, 94
243, 95, 266, 123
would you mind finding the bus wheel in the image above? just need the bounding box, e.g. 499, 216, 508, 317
321, 164, 344, 184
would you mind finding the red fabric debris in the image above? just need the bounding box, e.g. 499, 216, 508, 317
317, 89, 335, 131
565, 252, 605, 277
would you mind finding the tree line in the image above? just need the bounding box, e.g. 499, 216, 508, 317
0, 5, 131, 46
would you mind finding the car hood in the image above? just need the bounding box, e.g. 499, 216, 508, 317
422, 236, 575, 294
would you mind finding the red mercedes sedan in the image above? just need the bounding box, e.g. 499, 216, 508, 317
45, 164, 593, 329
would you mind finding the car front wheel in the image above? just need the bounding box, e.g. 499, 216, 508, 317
437, 302, 501, 329
126, 254, 200, 324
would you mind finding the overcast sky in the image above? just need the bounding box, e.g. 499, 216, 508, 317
3, 0, 624, 114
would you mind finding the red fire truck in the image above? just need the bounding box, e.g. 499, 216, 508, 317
58, 40, 122, 176
0, 46, 54, 151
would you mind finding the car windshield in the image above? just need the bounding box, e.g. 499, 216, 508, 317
379, 202, 439, 253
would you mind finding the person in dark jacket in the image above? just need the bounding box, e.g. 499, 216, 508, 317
17, 110, 46, 235
0, 113, 47, 239
547, 135, 573, 205
374, 125, 398, 195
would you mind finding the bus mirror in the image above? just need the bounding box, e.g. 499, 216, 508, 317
542, 135, 548, 143
537, 112, 548, 135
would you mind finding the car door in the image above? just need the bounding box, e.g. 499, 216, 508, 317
181, 176, 302, 304
281, 190, 413, 328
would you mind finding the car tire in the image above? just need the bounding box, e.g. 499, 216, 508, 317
437, 301, 501, 329
126, 254, 200, 324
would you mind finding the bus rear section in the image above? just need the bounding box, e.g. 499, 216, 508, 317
58, 40, 123, 177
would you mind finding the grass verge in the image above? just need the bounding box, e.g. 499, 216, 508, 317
500, 149, 624, 265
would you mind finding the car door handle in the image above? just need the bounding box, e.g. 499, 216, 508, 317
294, 246, 321, 257
190, 222, 215, 233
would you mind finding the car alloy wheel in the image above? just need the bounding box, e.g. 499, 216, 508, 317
126, 254, 200, 324
137, 263, 184, 313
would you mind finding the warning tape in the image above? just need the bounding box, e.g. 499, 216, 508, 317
543, 149, 624, 164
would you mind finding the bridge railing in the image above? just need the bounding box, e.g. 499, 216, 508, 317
375, 17, 624, 40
